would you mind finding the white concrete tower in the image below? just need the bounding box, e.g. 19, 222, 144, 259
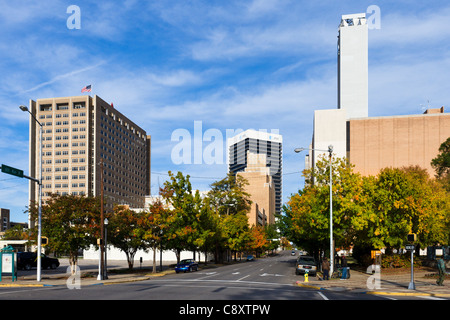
337, 13, 368, 119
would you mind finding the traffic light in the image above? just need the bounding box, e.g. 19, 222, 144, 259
41, 236, 48, 246
407, 233, 416, 242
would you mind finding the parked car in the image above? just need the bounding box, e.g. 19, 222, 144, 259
17, 252, 60, 270
246, 255, 255, 261
175, 259, 199, 273
295, 255, 317, 276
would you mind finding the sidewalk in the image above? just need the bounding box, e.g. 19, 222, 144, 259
296, 268, 450, 298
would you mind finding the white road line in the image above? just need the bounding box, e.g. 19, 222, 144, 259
419, 296, 446, 300
236, 275, 250, 281
318, 291, 329, 300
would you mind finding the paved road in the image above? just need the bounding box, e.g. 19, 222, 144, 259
0, 251, 386, 302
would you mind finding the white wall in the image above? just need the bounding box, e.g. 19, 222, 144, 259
313, 109, 347, 166
83, 245, 210, 263
338, 13, 368, 119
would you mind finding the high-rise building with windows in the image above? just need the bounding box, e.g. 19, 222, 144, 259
337, 13, 368, 119
227, 129, 282, 216
27, 95, 151, 222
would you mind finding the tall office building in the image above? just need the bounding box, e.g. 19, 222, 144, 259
308, 13, 369, 172
227, 129, 282, 216
337, 13, 368, 119
28, 95, 151, 225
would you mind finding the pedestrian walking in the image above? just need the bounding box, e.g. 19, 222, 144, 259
436, 258, 446, 286
322, 257, 330, 280
340, 255, 348, 280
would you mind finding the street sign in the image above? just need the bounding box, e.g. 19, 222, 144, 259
406, 244, 415, 251
1, 164, 24, 178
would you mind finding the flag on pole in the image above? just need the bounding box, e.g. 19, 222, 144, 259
81, 85, 91, 93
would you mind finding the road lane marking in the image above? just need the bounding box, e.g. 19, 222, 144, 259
236, 275, 250, 281
318, 292, 329, 300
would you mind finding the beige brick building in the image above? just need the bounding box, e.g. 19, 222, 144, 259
28, 95, 151, 222
348, 107, 450, 177
237, 152, 276, 226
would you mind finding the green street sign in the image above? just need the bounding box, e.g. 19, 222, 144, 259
1, 164, 24, 178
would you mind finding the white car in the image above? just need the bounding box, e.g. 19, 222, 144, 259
295, 256, 317, 276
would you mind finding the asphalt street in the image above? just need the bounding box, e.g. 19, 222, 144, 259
0, 251, 385, 301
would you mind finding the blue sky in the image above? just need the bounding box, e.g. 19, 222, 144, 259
1, 0, 450, 223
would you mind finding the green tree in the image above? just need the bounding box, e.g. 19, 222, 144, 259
28, 194, 100, 273
371, 166, 449, 251
206, 173, 252, 262
2, 225, 29, 240
431, 137, 450, 192
142, 199, 174, 273
160, 171, 202, 263
431, 137, 450, 178
108, 205, 147, 270
286, 155, 367, 258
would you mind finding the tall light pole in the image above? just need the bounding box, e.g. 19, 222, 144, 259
294, 145, 334, 274
20, 105, 43, 282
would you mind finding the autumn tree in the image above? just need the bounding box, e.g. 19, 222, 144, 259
248, 225, 268, 257
142, 199, 174, 273
285, 155, 367, 259
108, 205, 147, 270
160, 171, 202, 263
370, 166, 449, 252
207, 173, 252, 262
28, 194, 100, 273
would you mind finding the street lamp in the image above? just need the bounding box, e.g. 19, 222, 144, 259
104, 218, 108, 280
294, 145, 334, 274
20, 105, 43, 282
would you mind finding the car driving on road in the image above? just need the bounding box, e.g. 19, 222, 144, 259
295, 255, 317, 276
175, 259, 199, 273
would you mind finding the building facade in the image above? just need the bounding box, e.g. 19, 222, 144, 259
227, 129, 282, 215
28, 95, 151, 224
338, 13, 368, 119
0, 208, 10, 232
237, 152, 276, 226
307, 14, 449, 179
348, 107, 450, 177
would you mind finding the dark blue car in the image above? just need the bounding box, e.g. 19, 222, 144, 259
175, 259, 199, 273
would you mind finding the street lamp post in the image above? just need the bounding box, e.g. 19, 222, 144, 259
295, 145, 334, 274
20, 105, 43, 282
104, 218, 108, 280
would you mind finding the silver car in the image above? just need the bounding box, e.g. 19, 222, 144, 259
295, 256, 317, 276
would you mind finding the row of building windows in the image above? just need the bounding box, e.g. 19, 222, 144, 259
42, 119, 87, 126
43, 142, 86, 148
43, 150, 86, 156
44, 135, 87, 141
39, 102, 86, 112
44, 182, 86, 188
39, 112, 86, 119
45, 127, 86, 134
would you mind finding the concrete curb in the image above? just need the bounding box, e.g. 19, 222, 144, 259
295, 281, 450, 297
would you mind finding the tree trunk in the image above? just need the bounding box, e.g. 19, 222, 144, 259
152, 245, 157, 274
126, 250, 136, 270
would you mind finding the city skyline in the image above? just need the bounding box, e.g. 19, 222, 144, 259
1, 1, 450, 223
